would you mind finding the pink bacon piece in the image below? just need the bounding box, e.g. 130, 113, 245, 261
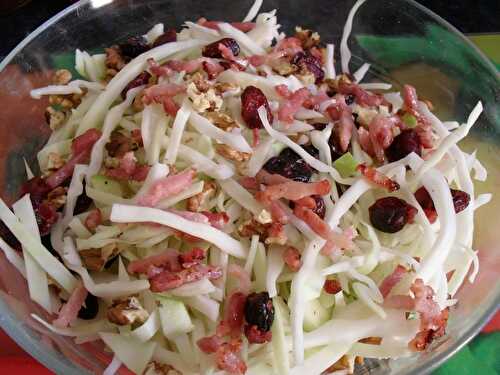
357, 164, 400, 192
403, 85, 433, 148
149, 264, 222, 292
127, 249, 182, 274
379, 265, 407, 298
283, 246, 302, 272
137, 169, 195, 207
53, 284, 88, 328
255, 179, 331, 204
84, 208, 102, 232
276, 87, 311, 123
228, 264, 251, 295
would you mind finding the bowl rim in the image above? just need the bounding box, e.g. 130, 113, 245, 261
0, 0, 499, 374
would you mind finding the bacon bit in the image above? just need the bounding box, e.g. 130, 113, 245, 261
71, 128, 102, 155
338, 81, 388, 108
357, 126, 374, 156
293, 205, 353, 249
143, 82, 186, 104
269, 201, 289, 224
402, 85, 433, 148
274, 37, 303, 59
304, 90, 329, 110
265, 222, 287, 245
367, 115, 400, 162
45, 129, 102, 189
179, 248, 205, 268
198, 18, 256, 33
336, 110, 355, 153
147, 58, 173, 77
239, 177, 259, 190
255, 170, 290, 186
379, 265, 407, 298
223, 292, 247, 338
202, 211, 229, 230
255, 179, 331, 204
275, 84, 292, 99
197, 335, 224, 354
53, 284, 88, 328
323, 279, 342, 294
84, 208, 102, 232
283, 246, 302, 272
244, 325, 272, 344
247, 54, 266, 67
149, 264, 222, 292
293, 196, 317, 210
202, 60, 225, 79
105, 152, 150, 182
215, 340, 247, 374
218, 44, 246, 71
127, 249, 182, 274
357, 164, 400, 192
137, 169, 195, 207
228, 264, 251, 295
277, 87, 311, 123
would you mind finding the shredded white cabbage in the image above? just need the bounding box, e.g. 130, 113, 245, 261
144, 23, 164, 44
165, 100, 192, 164
325, 44, 336, 79
110, 204, 247, 258
218, 22, 265, 56
353, 63, 371, 83
0, 237, 26, 278
340, 0, 367, 73
266, 245, 285, 298
30, 80, 104, 99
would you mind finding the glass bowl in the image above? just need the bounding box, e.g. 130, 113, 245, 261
0, 0, 498, 374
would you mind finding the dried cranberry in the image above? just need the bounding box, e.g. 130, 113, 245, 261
345, 94, 355, 106
202, 38, 240, 58
241, 85, 273, 129
244, 324, 272, 344
328, 131, 347, 162
312, 122, 327, 131
19, 177, 58, 235
0, 221, 21, 251
74, 186, 92, 215
386, 129, 422, 162
78, 293, 99, 320
291, 51, 324, 83
415, 187, 470, 222
20, 177, 51, 202
244, 292, 274, 332
121, 71, 151, 98
323, 279, 342, 294
289, 195, 325, 219
119, 36, 150, 58
152, 29, 177, 48
451, 189, 470, 213
302, 144, 320, 160
36, 202, 59, 236
369, 197, 416, 233
263, 148, 313, 182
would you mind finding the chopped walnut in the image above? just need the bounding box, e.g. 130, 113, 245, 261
186, 71, 211, 93
187, 82, 223, 113
144, 361, 181, 375
104, 156, 120, 169
204, 111, 236, 130
107, 296, 149, 326
325, 355, 352, 373
272, 60, 298, 76
294, 26, 321, 49
214, 81, 241, 97
324, 74, 353, 94
44, 106, 66, 130
105, 46, 126, 77
215, 144, 250, 162
132, 91, 145, 112
52, 69, 72, 85
47, 152, 65, 171
238, 218, 268, 238
80, 243, 120, 271
187, 181, 216, 212
297, 71, 316, 85
45, 187, 67, 209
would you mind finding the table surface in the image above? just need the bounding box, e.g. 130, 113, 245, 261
0, 1, 499, 374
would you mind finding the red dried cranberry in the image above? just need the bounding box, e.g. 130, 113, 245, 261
415, 187, 470, 222
369, 197, 416, 233
244, 292, 274, 332
121, 71, 151, 98
291, 51, 324, 83
202, 38, 240, 58
74, 185, 92, 215
119, 36, 150, 58
263, 148, 313, 182
323, 279, 342, 294
302, 144, 320, 160
20, 176, 51, 202
241, 85, 273, 129
0, 221, 21, 251
77, 293, 99, 320
328, 130, 347, 162
386, 129, 422, 162
244, 324, 272, 344
36, 202, 59, 236
451, 189, 470, 213
152, 29, 177, 47
289, 195, 325, 219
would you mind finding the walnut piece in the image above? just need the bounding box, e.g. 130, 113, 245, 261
144, 361, 181, 375
214, 81, 241, 97
272, 60, 298, 76
187, 82, 223, 113
187, 181, 216, 212
294, 26, 321, 49
105, 46, 126, 77
80, 243, 120, 271
215, 144, 250, 163
52, 69, 72, 85
107, 296, 149, 326
45, 187, 67, 209
44, 106, 66, 130
204, 111, 236, 130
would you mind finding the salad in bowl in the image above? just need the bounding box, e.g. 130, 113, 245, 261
0, 0, 491, 374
